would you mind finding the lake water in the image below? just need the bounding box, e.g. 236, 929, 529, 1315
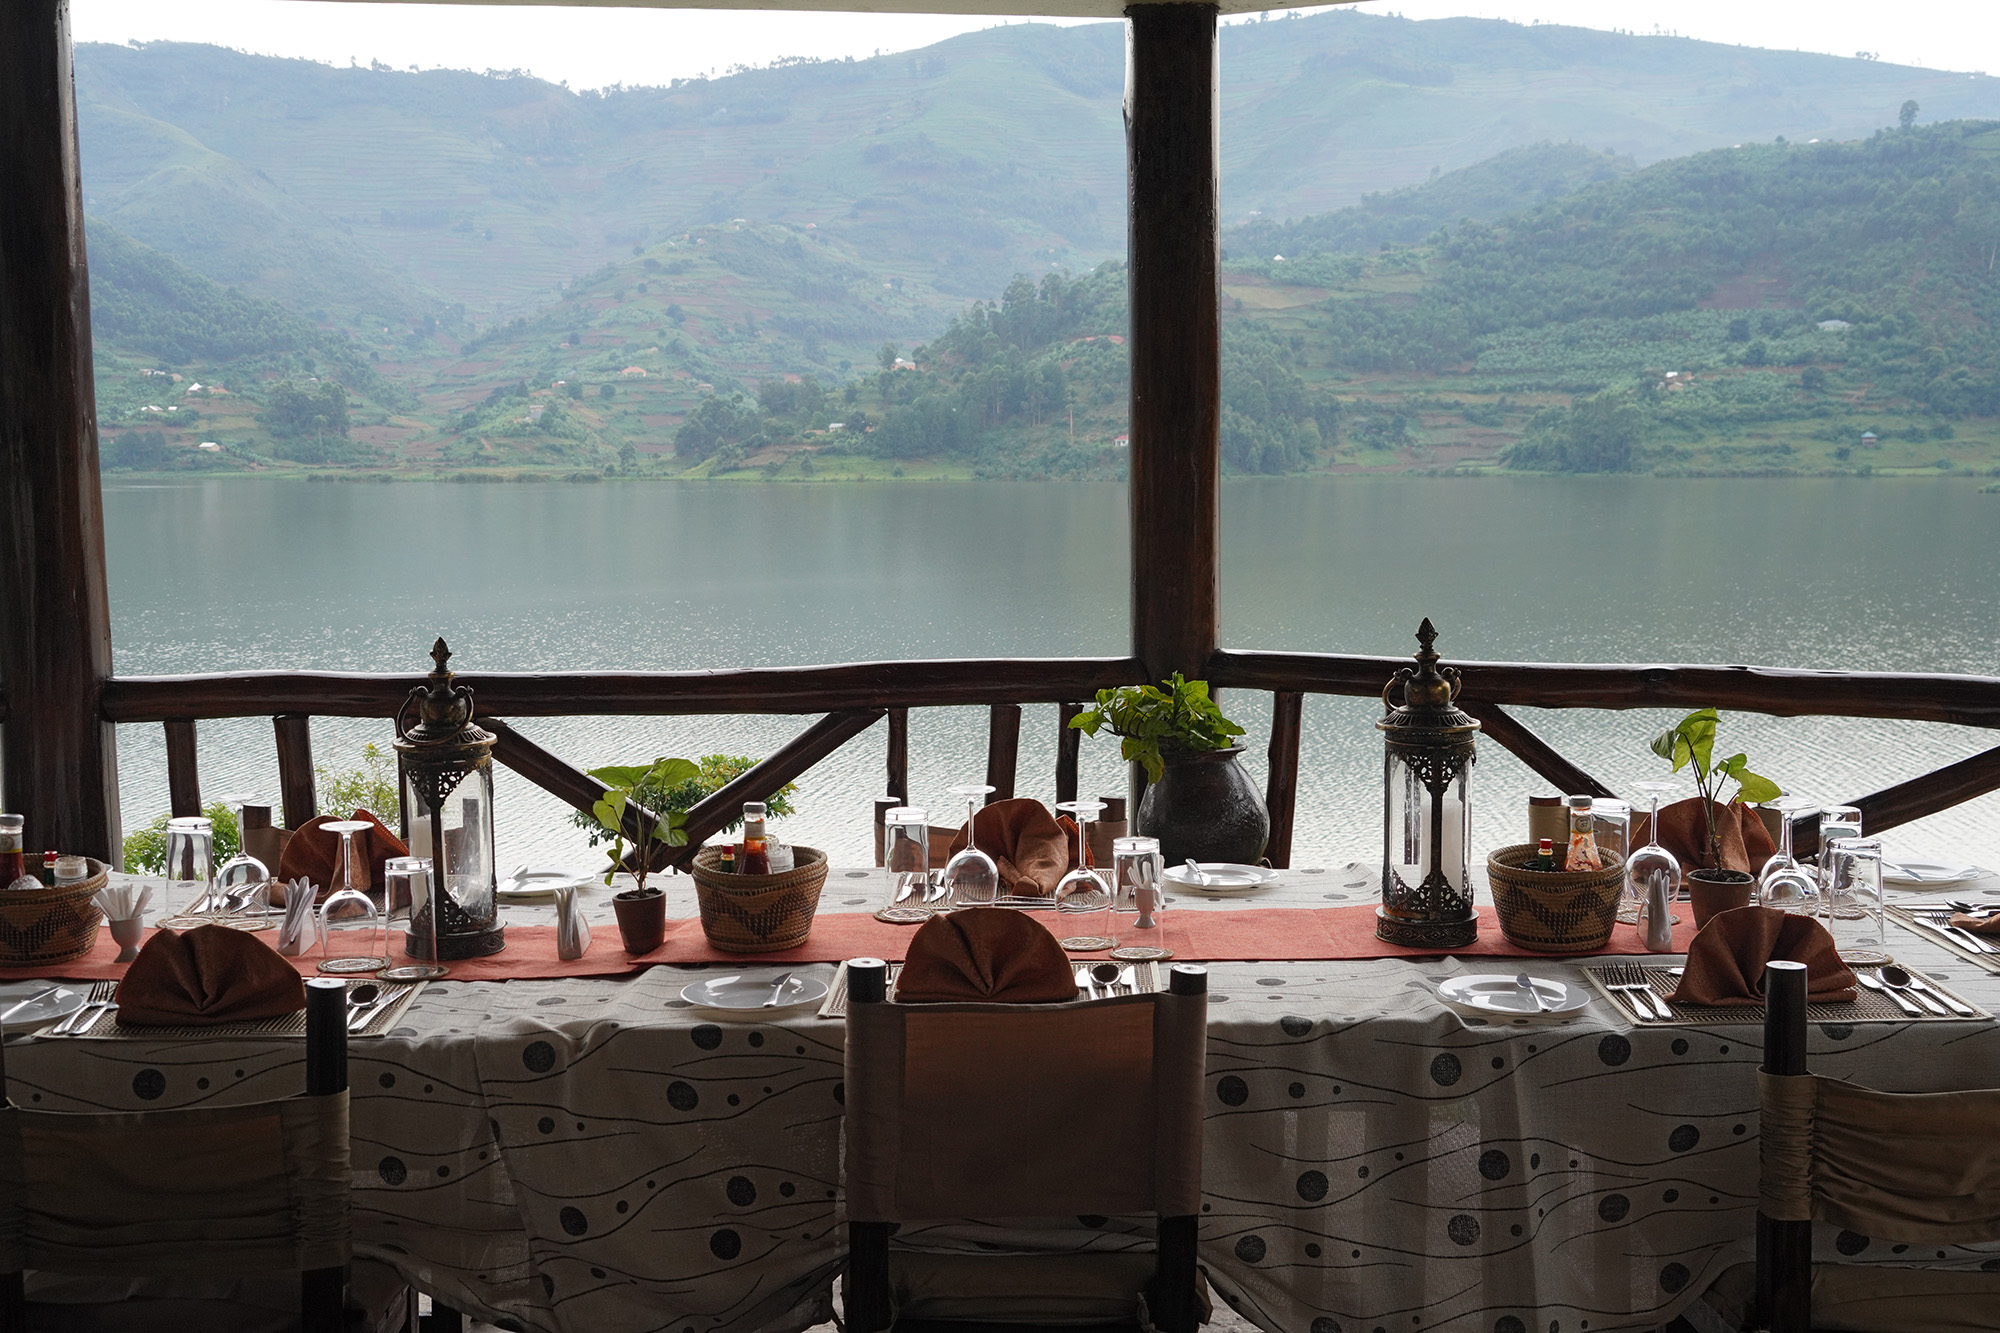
102, 476, 2000, 874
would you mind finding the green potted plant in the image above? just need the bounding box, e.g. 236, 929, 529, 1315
1071, 674, 1266, 866
588, 756, 698, 953
1648, 708, 1782, 925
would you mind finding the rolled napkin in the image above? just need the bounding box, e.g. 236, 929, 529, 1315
119, 923, 307, 1027
1631, 798, 1776, 877
1668, 905, 1858, 1006
1948, 909, 2000, 935
554, 882, 592, 961
895, 906, 1078, 1004
942, 798, 1087, 898
276, 877, 320, 957
276, 809, 410, 899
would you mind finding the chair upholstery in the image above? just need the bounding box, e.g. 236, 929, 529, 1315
1752, 960, 2000, 1332
841, 958, 1208, 1333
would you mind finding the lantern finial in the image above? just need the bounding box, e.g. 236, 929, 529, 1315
430, 637, 452, 675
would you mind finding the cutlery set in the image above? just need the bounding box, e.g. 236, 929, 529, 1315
51, 980, 117, 1035
1074, 962, 1138, 999
1599, 962, 1673, 1021
1898, 902, 2000, 957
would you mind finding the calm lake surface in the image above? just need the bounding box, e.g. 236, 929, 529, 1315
103, 476, 2000, 872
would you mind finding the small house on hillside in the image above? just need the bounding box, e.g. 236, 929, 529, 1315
1860, 431, 1879, 448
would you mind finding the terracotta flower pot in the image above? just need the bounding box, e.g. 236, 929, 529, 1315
1686, 867, 1755, 929
612, 887, 667, 955
1136, 746, 1270, 867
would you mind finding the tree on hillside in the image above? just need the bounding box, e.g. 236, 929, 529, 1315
1900, 100, 1920, 131
675, 393, 764, 461
259, 379, 350, 441
1503, 390, 1642, 473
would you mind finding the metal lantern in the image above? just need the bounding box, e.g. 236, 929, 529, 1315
1377, 619, 1480, 948
394, 638, 506, 960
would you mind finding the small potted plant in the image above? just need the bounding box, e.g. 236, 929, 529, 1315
1648, 709, 1782, 925
589, 756, 698, 953
1071, 674, 1266, 865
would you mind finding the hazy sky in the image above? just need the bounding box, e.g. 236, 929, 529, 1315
74, 0, 1999, 90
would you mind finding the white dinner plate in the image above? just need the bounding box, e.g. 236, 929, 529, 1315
1438, 974, 1589, 1019
0, 981, 85, 1034
681, 972, 830, 1013
497, 870, 593, 902
1884, 861, 1993, 887
1162, 863, 1281, 896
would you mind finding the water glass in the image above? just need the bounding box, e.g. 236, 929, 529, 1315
882, 806, 931, 909
1817, 804, 1863, 893
1591, 799, 1630, 870
1820, 836, 1885, 958
941, 783, 999, 908
381, 856, 449, 981
1111, 836, 1165, 944
164, 816, 216, 917
1053, 799, 1113, 951
318, 819, 386, 974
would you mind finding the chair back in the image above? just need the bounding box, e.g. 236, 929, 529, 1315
844, 961, 1206, 1224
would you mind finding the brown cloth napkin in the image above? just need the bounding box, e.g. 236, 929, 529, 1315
118, 924, 307, 1026
1668, 905, 1858, 1006
943, 798, 1087, 898
276, 809, 409, 901
1949, 910, 2000, 935
894, 907, 1079, 1004
1631, 798, 1777, 876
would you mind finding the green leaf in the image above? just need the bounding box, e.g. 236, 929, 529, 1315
643, 757, 700, 790
591, 792, 627, 833
588, 763, 656, 789
1648, 725, 1679, 763
1733, 769, 1783, 804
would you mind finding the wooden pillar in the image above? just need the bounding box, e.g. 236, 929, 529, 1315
0, 0, 120, 863
1126, 3, 1220, 687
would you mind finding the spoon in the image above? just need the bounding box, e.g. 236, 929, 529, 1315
761, 972, 795, 1008
344, 982, 382, 1031
1854, 970, 1922, 1017
1184, 859, 1208, 888
1090, 961, 1121, 996
1881, 964, 1970, 1017
1514, 974, 1550, 1013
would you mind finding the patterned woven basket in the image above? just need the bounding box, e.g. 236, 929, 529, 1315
1486, 843, 1626, 954
0, 858, 108, 966
690, 846, 828, 953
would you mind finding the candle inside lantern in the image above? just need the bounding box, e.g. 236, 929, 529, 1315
1417, 793, 1467, 891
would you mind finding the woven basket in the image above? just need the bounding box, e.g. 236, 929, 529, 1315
690, 846, 828, 953
1486, 843, 1626, 954
0, 858, 108, 966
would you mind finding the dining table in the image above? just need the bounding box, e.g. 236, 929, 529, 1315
8, 859, 2000, 1333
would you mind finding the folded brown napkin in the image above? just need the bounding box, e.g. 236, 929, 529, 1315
276, 809, 409, 901
895, 907, 1079, 1004
118, 924, 307, 1026
1668, 905, 1857, 1006
1949, 910, 2000, 935
943, 798, 1087, 898
1631, 798, 1776, 877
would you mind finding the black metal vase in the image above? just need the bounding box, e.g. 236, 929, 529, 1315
1136, 746, 1270, 867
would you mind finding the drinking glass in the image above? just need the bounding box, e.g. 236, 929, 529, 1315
1758, 796, 1820, 915
1625, 782, 1682, 926
380, 856, 449, 981
1111, 835, 1165, 950
941, 783, 1000, 908
212, 790, 271, 914
164, 815, 216, 918
882, 806, 931, 910
1053, 799, 1114, 951
1821, 836, 1885, 959
318, 819, 386, 974
1592, 798, 1630, 872
1817, 805, 1862, 881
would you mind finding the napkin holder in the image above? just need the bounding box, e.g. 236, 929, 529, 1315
276, 877, 320, 957
555, 883, 591, 961
94, 882, 154, 963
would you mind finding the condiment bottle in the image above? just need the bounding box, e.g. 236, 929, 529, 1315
1527, 795, 1565, 852
719, 843, 737, 875
740, 802, 770, 875
0, 815, 23, 885
1566, 795, 1603, 872
1529, 838, 1558, 872
41, 851, 60, 886
53, 855, 89, 886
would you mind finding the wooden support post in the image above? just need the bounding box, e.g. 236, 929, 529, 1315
673, 710, 885, 867
0, 0, 120, 863
1127, 2, 1220, 689
885, 706, 908, 802
483, 716, 662, 850
273, 714, 317, 829
985, 703, 1021, 802
164, 719, 201, 818
1056, 702, 1083, 804
1459, 702, 1617, 800
1263, 692, 1303, 868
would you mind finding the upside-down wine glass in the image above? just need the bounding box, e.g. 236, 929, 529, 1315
1625, 781, 1682, 927
318, 819, 387, 974
1757, 795, 1820, 915
212, 790, 271, 914
1053, 799, 1114, 951
941, 784, 999, 909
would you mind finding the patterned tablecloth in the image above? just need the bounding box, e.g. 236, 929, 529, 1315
10, 864, 2000, 1333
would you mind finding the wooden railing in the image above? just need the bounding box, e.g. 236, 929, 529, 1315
17, 649, 1997, 870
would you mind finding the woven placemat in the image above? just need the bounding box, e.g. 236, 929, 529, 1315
1887, 905, 2000, 975
1579, 963, 1987, 1026
52, 979, 427, 1040
817, 959, 1165, 1019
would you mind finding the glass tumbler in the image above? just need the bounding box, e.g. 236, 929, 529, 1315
1817, 805, 1863, 894
1111, 836, 1165, 951
381, 856, 449, 982
1592, 798, 1630, 870
882, 806, 931, 910
1820, 836, 1885, 959
164, 816, 217, 918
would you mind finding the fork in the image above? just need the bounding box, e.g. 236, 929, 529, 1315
55, 980, 117, 1036
1602, 963, 1670, 1021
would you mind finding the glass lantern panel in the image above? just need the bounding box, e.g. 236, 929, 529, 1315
1385, 752, 1471, 897
405, 761, 497, 922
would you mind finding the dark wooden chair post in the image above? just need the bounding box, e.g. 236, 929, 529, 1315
1149, 965, 1208, 1333
0, 1009, 20, 1332
844, 959, 894, 1333
1758, 960, 1811, 1333
302, 977, 348, 1332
